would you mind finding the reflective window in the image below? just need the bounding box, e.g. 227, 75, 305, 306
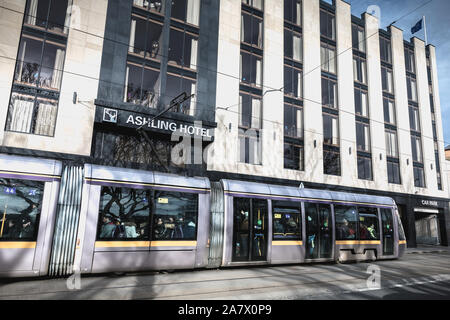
240, 51, 262, 87
133, 0, 164, 14
323, 113, 339, 145
284, 104, 303, 138
322, 77, 337, 109
25, 0, 71, 34
320, 10, 335, 40
321, 44, 336, 74
239, 128, 261, 165
383, 98, 396, 125
125, 63, 161, 108
171, 0, 201, 26
324, 150, 341, 176
168, 28, 198, 70
411, 136, 423, 163
129, 16, 163, 60
97, 187, 150, 240
387, 160, 401, 184
284, 142, 304, 171
272, 204, 301, 240
0, 178, 44, 241
152, 191, 198, 240
409, 106, 421, 132
385, 130, 398, 158
354, 88, 368, 118
358, 207, 379, 240
242, 12, 263, 48
352, 24, 365, 52
358, 156, 372, 181
381, 67, 394, 93
164, 73, 196, 114
353, 56, 367, 84
284, 0, 301, 26
335, 205, 358, 240
284, 29, 302, 62
379, 37, 392, 64
413, 166, 425, 188
356, 122, 370, 152
284, 65, 302, 99
395, 210, 406, 241
406, 77, 417, 102
404, 48, 415, 74
239, 93, 261, 130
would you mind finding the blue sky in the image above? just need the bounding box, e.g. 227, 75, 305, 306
344, 0, 450, 148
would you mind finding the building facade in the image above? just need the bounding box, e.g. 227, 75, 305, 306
0, 0, 448, 271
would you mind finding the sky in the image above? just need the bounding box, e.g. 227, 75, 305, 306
342, 0, 450, 148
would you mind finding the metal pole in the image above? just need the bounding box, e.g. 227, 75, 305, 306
423, 15, 428, 45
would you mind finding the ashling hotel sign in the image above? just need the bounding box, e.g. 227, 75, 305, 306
100, 107, 214, 139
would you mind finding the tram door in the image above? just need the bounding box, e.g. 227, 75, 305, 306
305, 203, 333, 259
233, 198, 268, 262
381, 209, 394, 255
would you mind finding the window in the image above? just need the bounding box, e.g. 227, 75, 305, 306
164, 73, 197, 114
413, 166, 425, 188
395, 210, 406, 241
358, 156, 372, 180
320, 10, 335, 40
168, 27, 198, 70
322, 77, 337, 109
383, 98, 396, 125
381, 67, 394, 93
406, 77, 417, 102
285, 0, 301, 26
324, 150, 341, 176
152, 191, 198, 240
97, 187, 150, 240
379, 37, 392, 64
354, 88, 368, 117
284, 104, 303, 138
353, 56, 367, 84
405, 48, 415, 74
242, 12, 263, 48
284, 29, 302, 62
409, 106, 421, 132
323, 113, 339, 145
335, 205, 358, 240
356, 122, 370, 152
385, 130, 398, 158
239, 129, 262, 165
171, 0, 201, 26
242, 0, 263, 11
284, 142, 304, 171
321, 44, 336, 74
133, 0, 164, 13
240, 51, 262, 87
273, 204, 301, 240
24, 0, 71, 34
358, 207, 379, 240
352, 24, 365, 52
129, 16, 163, 60
411, 136, 423, 163
0, 178, 44, 241
239, 93, 262, 130
387, 160, 401, 184
125, 63, 161, 108
284, 66, 302, 99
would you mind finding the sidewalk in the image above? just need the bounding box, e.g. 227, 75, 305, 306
406, 244, 450, 254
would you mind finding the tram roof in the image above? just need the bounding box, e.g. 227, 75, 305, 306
221, 179, 395, 207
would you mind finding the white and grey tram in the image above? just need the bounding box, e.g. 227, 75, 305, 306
0, 154, 406, 277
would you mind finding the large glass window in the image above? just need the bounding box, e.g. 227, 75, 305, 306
284, 66, 302, 99
356, 122, 370, 152
353, 56, 367, 84
354, 88, 368, 118
240, 51, 262, 87
324, 150, 340, 176
323, 113, 339, 145
97, 187, 150, 240
405, 48, 415, 74
381, 67, 394, 94
335, 205, 358, 240
322, 77, 337, 109
321, 44, 336, 74
358, 156, 372, 181
171, 0, 201, 26
242, 12, 263, 48
284, 104, 303, 138
358, 207, 379, 240
125, 63, 161, 108
152, 191, 198, 240
284, 142, 304, 171
413, 166, 425, 188
284, 0, 301, 26
409, 106, 421, 132
385, 130, 398, 158
169, 28, 198, 70
383, 98, 396, 125
164, 73, 197, 114
387, 160, 401, 184
272, 203, 301, 240
239, 128, 261, 165
24, 0, 71, 34
352, 24, 365, 53
0, 178, 44, 241
406, 77, 417, 102
379, 37, 392, 64
411, 136, 423, 163
284, 29, 302, 62
320, 10, 335, 40
239, 93, 262, 130
129, 16, 163, 60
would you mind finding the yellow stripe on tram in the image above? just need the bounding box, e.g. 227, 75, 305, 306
95, 241, 197, 248
336, 240, 381, 245
0, 242, 36, 249
272, 240, 303, 246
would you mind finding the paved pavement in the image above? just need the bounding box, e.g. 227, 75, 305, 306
0, 246, 449, 300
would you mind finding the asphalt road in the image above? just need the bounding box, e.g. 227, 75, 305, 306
0, 251, 449, 300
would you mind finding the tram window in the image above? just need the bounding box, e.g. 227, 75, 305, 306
357, 207, 380, 240
97, 187, 150, 240
334, 205, 358, 240
0, 178, 44, 241
272, 204, 301, 240
395, 210, 406, 241
152, 191, 198, 241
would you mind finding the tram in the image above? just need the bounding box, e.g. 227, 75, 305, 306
0, 154, 406, 277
